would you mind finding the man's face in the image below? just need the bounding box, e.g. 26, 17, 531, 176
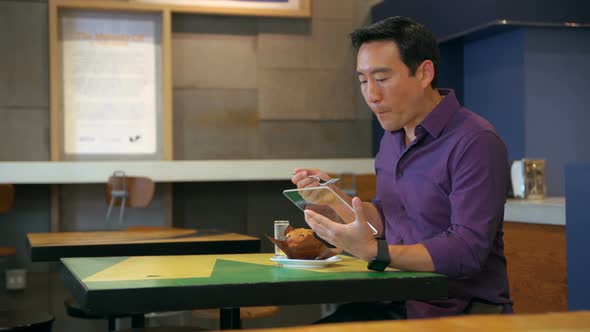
356, 41, 425, 132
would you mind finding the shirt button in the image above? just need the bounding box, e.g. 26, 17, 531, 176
400, 205, 406, 212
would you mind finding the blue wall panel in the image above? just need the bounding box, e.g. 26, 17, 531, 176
496, 0, 590, 23
372, 0, 590, 42
371, 0, 498, 40
439, 38, 465, 104
524, 28, 590, 196
565, 163, 590, 310
463, 28, 526, 160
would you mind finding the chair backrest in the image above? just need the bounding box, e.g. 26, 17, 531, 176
0, 184, 15, 213
0, 184, 16, 259
105, 176, 155, 208
355, 174, 377, 201
327, 173, 376, 201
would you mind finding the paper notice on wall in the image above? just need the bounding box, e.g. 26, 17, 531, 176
61, 11, 160, 155
137, 0, 300, 10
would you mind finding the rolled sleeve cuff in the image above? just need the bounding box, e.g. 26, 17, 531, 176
371, 199, 386, 233
422, 235, 461, 277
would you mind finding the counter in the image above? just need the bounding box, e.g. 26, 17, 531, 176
0, 159, 375, 184
0, 160, 565, 226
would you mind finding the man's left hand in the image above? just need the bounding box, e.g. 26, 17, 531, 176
304, 197, 378, 261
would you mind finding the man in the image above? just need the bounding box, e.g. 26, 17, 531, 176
292, 16, 512, 320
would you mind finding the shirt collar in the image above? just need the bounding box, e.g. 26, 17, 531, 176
419, 89, 461, 139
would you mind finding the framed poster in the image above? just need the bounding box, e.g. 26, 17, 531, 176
49, 0, 173, 160
135, 0, 311, 18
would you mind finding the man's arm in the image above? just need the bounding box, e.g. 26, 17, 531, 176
304, 131, 507, 276
364, 242, 436, 272
328, 183, 385, 236
305, 198, 434, 271
295, 170, 430, 270
292, 168, 385, 236
420, 131, 508, 277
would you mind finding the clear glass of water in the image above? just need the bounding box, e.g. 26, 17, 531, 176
274, 220, 290, 256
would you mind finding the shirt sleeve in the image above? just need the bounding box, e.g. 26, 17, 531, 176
370, 198, 386, 234
372, 143, 388, 235
421, 130, 508, 278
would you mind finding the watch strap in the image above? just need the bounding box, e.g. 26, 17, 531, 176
367, 238, 390, 271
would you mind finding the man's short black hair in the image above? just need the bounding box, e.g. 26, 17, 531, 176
350, 16, 440, 88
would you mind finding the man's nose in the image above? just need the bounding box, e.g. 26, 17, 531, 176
366, 82, 382, 103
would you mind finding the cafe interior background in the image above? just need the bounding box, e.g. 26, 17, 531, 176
0, 0, 589, 331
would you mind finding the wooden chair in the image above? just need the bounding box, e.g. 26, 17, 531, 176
66, 173, 155, 331
0, 184, 16, 260
327, 173, 376, 201
0, 184, 15, 213
105, 171, 155, 225
0, 185, 55, 332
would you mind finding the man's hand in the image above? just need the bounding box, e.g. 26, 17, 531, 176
304, 197, 378, 261
291, 168, 332, 189
291, 167, 385, 237
291, 168, 342, 204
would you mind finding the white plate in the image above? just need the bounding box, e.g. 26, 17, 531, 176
270, 255, 342, 269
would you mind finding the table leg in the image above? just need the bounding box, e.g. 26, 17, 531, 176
220, 307, 240, 330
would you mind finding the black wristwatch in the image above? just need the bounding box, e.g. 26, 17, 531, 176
367, 238, 391, 271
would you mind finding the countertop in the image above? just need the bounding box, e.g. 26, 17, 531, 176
504, 197, 565, 226
0, 159, 375, 184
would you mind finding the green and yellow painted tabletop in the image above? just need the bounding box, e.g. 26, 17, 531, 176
61, 253, 447, 318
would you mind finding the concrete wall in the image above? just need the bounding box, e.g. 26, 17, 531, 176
171, 1, 375, 160
0, 1, 380, 331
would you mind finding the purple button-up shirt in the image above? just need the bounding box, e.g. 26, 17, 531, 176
372, 89, 512, 318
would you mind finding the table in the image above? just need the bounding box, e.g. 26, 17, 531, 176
27, 228, 260, 262
60, 253, 447, 329
239, 311, 590, 332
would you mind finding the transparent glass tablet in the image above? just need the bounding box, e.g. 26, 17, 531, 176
283, 186, 378, 234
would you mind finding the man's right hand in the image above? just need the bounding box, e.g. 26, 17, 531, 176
291, 167, 385, 238
291, 168, 332, 189
291, 168, 341, 205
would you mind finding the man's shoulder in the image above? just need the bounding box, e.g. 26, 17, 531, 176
448, 106, 502, 141
445, 107, 508, 165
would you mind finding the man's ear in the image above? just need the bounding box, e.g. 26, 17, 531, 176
419, 60, 435, 88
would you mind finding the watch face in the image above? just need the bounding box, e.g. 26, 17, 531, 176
368, 258, 388, 272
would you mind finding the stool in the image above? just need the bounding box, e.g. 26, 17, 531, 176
192, 306, 279, 329
64, 297, 143, 331
116, 328, 206, 332
0, 310, 54, 332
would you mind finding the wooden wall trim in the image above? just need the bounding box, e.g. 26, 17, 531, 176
162, 9, 173, 160
135, 0, 311, 18
49, 1, 60, 161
